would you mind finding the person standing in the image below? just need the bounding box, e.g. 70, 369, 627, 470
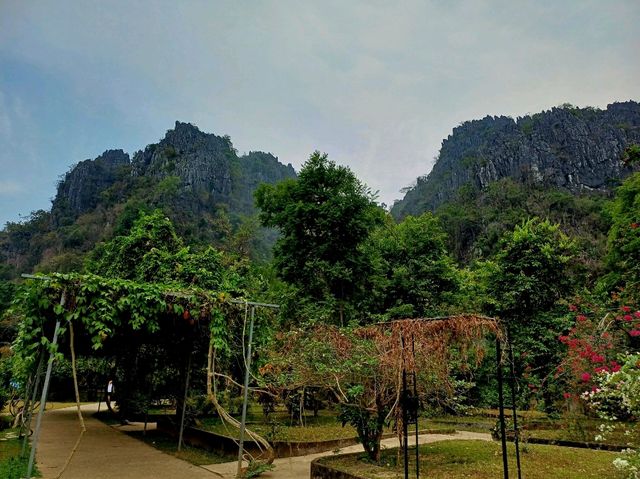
106, 379, 115, 413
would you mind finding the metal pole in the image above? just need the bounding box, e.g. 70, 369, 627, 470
412, 335, 419, 479
26, 291, 66, 479
177, 352, 192, 452
21, 350, 44, 456
496, 338, 509, 479
506, 328, 522, 479
403, 368, 409, 479
237, 306, 256, 478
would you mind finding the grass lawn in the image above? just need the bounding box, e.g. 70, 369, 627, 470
199, 411, 456, 442
124, 429, 235, 465
0, 428, 40, 479
320, 440, 624, 479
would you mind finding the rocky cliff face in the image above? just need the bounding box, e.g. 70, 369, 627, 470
52, 149, 130, 221
53, 121, 296, 221
131, 121, 235, 197
392, 101, 640, 218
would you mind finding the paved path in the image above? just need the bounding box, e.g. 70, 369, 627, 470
35, 403, 491, 479
36, 404, 214, 479
202, 430, 492, 479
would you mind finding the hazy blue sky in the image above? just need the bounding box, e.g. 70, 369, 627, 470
1, 1, 639, 225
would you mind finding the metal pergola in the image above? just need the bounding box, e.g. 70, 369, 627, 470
18, 274, 278, 479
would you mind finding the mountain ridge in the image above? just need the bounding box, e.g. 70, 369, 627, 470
391, 101, 640, 218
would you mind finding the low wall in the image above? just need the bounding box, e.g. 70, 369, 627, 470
157, 417, 360, 458
310, 453, 362, 479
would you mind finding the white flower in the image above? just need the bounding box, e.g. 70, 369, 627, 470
613, 458, 629, 470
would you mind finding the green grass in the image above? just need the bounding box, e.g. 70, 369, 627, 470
320, 440, 624, 479
125, 429, 235, 465
199, 411, 456, 443
0, 429, 40, 479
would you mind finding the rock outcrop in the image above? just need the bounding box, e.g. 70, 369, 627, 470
392, 101, 640, 218
52, 149, 130, 221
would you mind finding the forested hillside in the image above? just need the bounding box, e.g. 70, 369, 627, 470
0, 122, 295, 279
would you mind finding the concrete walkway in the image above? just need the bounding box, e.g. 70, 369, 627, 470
36, 404, 214, 479
202, 430, 492, 479
35, 403, 491, 479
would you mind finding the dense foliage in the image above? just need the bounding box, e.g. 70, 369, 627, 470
256, 152, 384, 324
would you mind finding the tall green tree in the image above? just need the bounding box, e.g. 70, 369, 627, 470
484, 218, 576, 407
255, 152, 384, 324
364, 212, 460, 319
600, 171, 640, 301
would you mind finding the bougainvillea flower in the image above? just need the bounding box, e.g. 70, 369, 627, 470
581, 372, 591, 382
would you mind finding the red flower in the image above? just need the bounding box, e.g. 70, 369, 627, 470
622, 306, 632, 313
563, 392, 571, 399
591, 354, 605, 363
569, 304, 578, 311
635, 311, 640, 318
611, 363, 621, 372
577, 314, 587, 322
631, 223, 639, 229
581, 372, 591, 382
624, 314, 633, 321
629, 330, 640, 337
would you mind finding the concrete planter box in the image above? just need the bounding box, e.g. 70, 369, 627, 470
310, 453, 363, 479
157, 417, 360, 458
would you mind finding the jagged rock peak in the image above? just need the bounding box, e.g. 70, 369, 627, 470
52, 149, 130, 220
94, 149, 130, 166
392, 101, 640, 218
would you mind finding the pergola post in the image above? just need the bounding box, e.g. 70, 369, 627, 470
496, 337, 509, 479
20, 349, 44, 457
506, 327, 522, 479
26, 291, 66, 479
177, 350, 193, 452
237, 305, 255, 478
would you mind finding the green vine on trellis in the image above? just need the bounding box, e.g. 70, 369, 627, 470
11, 272, 230, 374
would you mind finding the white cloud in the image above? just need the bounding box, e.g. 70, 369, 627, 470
0, 180, 24, 196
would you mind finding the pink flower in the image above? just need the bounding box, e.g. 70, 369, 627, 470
629, 330, 640, 337
569, 304, 578, 312
591, 354, 605, 363
563, 392, 571, 399
611, 362, 621, 372
577, 314, 587, 322
634, 311, 640, 318
581, 372, 591, 382
622, 306, 632, 313
624, 314, 633, 321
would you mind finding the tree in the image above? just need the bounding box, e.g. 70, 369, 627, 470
363, 212, 460, 319
485, 218, 576, 407
263, 316, 498, 461
255, 152, 384, 324
601, 172, 640, 301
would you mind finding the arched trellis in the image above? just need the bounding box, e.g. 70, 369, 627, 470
265, 315, 522, 479
374, 316, 523, 479
14, 273, 279, 479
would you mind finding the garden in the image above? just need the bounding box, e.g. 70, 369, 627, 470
0, 153, 639, 479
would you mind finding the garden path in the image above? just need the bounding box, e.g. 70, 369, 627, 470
201, 430, 492, 479
35, 403, 214, 479
35, 403, 491, 479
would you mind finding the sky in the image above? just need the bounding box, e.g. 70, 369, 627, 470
1, 0, 639, 226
